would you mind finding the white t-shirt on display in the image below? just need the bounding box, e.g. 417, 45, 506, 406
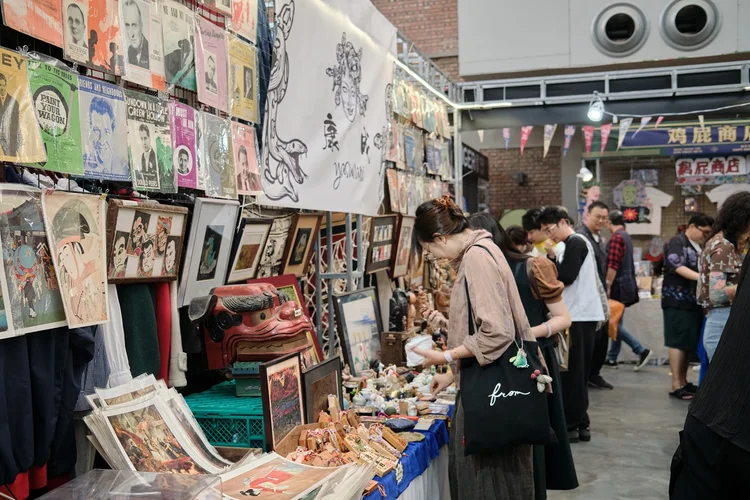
706, 184, 750, 209
625, 187, 674, 236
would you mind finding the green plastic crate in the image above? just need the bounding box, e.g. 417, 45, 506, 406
185, 380, 266, 450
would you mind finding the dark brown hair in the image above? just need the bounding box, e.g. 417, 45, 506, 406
414, 196, 468, 246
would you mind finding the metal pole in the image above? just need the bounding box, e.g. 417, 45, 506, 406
314, 229, 322, 348
325, 212, 335, 359
345, 213, 354, 291
355, 214, 363, 290
453, 109, 463, 205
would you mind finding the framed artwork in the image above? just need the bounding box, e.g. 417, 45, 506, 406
106, 200, 188, 283
333, 287, 383, 376
260, 352, 305, 451
366, 215, 397, 274
226, 218, 273, 283
280, 213, 322, 278
247, 274, 324, 367
391, 216, 415, 278
177, 198, 240, 307
302, 357, 342, 423
41, 191, 109, 328
386, 169, 399, 213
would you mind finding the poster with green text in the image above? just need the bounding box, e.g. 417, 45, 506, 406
24, 61, 83, 174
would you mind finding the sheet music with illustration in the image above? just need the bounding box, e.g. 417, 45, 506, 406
119, 0, 166, 90
1, 0, 63, 47
228, 35, 259, 124
63, 0, 124, 75
125, 91, 174, 193
170, 101, 197, 189
195, 16, 228, 113
161, 0, 196, 91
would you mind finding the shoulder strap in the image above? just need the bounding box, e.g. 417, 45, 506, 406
525, 258, 542, 301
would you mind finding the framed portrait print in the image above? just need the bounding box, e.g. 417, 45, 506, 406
247, 274, 324, 368
366, 215, 397, 274
177, 198, 240, 307
106, 200, 188, 283
226, 217, 272, 283
281, 213, 322, 277
302, 357, 342, 423
333, 287, 383, 376
391, 216, 415, 278
260, 352, 305, 451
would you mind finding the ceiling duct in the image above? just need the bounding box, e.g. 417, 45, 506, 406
592, 3, 649, 57
660, 0, 721, 50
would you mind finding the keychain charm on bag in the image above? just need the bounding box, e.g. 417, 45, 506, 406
509, 345, 529, 369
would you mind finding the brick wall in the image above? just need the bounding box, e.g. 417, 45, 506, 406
483, 147, 562, 217
371, 0, 461, 80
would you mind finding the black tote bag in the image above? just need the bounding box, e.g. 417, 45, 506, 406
459, 245, 553, 456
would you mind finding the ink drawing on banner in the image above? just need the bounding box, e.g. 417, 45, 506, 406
0, 48, 47, 163
195, 17, 228, 113
120, 0, 166, 90
0, 186, 67, 337
79, 76, 130, 181
228, 35, 259, 124
228, 0, 257, 43
259, 0, 395, 215
63, 0, 124, 75
170, 101, 197, 189
201, 113, 237, 199
41, 191, 109, 328
232, 121, 262, 195
125, 91, 175, 193
1, 0, 63, 47
25, 61, 83, 175
161, 0, 196, 91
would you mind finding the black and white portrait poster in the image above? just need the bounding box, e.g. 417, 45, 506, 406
125, 90, 173, 192
258, 0, 395, 216
119, 0, 166, 90
161, 0, 196, 91
79, 76, 130, 181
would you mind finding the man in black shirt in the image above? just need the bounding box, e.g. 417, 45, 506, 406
577, 201, 613, 390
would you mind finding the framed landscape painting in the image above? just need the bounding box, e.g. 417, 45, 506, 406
226, 217, 272, 283
333, 287, 382, 376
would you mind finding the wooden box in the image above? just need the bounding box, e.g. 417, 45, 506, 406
379, 331, 413, 366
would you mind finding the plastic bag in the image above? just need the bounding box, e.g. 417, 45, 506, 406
405, 334, 434, 367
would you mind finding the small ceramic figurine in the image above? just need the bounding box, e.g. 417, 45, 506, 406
406, 292, 417, 330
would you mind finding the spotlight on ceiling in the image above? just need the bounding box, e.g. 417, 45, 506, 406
578, 166, 594, 182
587, 92, 605, 122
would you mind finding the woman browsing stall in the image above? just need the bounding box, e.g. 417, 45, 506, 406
410, 197, 540, 500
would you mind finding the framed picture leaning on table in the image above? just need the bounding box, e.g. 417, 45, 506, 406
333, 287, 383, 376
260, 352, 305, 451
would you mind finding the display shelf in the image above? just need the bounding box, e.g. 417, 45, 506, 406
185, 380, 266, 450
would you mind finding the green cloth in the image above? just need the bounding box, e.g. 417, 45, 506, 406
118, 284, 160, 377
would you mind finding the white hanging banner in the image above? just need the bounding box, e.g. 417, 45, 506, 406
259, 0, 395, 215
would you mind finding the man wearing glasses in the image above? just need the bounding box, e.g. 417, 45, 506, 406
577, 201, 614, 391
539, 206, 607, 444
662, 213, 714, 401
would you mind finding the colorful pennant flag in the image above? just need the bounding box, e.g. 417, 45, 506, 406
654, 116, 664, 129
582, 126, 595, 158
634, 117, 651, 136
563, 125, 576, 157
698, 114, 705, 129
600, 123, 612, 154
543, 124, 557, 158
478, 130, 484, 143
503, 128, 510, 150
520, 126, 533, 155
617, 118, 633, 150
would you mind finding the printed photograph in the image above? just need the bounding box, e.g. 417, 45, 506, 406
127, 210, 151, 255
203, 51, 218, 95
81, 84, 130, 180
136, 124, 159, 186
197, 225, 224, 281
162, 236, 180, 276
162, 0, 195, 90
137, 236, 156, 277
110, 230, 130, 278
243, 66, 253, 100
123, 0, 151, 70
174, 147, 192, 176
289, 228, 311, 266
64, 0, 88, 63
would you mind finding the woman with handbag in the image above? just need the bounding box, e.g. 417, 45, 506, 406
468, 213, 578, 500
412, 197, 550, 500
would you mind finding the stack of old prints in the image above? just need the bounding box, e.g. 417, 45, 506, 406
84, 375, 374, 500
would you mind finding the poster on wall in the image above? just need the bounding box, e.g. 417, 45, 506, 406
63, 0, 124, 75
259, 0, 395, 216
119, 0, 166, 90
228, 0, 257, 43
1, 0, 63, 47
0, 186, 67, 337
231, 121, 262, 195
125, 91, 175, 193
79, 76, 130, 181
41, 191, 109, 328
161, 0, 196, 91
170, 101, 197, 189
25, 61, 83, 175
197, 0, 230, 16
195, 17, 228, 113
228, 35, 259, 124
201, 112, 237, 199
0, 48, 47, 163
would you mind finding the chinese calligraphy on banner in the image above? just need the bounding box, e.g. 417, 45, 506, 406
258, 0, 395, 216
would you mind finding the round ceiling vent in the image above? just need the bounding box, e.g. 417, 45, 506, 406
660, 0, 720, 50
592, 3, 649, 57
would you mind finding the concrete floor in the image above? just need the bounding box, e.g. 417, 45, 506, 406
548, 365, 690, 500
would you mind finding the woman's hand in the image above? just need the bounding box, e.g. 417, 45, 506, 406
412, 347, 447, 368
430, 372, 455, 396
426, 310, 448, 329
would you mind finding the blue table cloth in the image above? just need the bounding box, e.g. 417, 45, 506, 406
363, 417, 450, 500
